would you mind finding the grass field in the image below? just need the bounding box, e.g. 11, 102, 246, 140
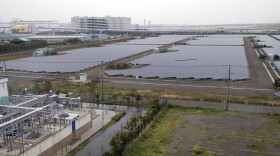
124, 106, 280, 156
0, 52, 32, 61
8, 80, 280, 106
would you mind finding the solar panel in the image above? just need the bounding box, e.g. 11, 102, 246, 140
0, 35, 189, 73
105, 36, 250, 80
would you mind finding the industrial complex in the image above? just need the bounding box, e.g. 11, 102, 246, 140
0, 78, 114, 156
71, 16, 131, 30
1, 14, 280, 156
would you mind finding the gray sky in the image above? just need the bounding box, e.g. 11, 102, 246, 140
0, 0, 279, 25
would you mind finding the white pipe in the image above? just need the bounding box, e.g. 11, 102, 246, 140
15, 94, 48, 107
0, 105, 36, 110
0, 104, 51, 128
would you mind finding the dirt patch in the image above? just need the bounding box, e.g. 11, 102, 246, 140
166, 112, 280, 156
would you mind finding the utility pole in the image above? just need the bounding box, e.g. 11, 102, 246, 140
225, 65, 231, 111
101, 61, 104, 101
3, 59, 7, 77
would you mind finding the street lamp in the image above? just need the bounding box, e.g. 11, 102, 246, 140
225, 65, 231, 111
101, 61, 104, 101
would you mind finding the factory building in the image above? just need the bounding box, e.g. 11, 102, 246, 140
104, 16, 131, 30
26, 35, 91, 43
71, 16, 131, 30
88, 17, 108, 29
10, 20, 60, 28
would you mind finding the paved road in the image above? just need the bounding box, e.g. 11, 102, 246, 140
75, 104, 147, 156
103, 78, 274, 97
167, 99, 280, 114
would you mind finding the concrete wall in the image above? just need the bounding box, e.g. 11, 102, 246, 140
21, 112, 92, 156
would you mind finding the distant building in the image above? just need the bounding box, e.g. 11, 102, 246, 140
26, 35, 91, 43
10, 25, 28, 33
11, 20, 60, 28
104, 16, 131, 30
71, 16, 108, 30
0, 20, 60, 34
71, 16, 131, 30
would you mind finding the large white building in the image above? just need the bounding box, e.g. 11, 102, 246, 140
71, 16, 131, 30
104, 16, 131, 30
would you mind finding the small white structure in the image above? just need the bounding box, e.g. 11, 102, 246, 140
0, 78, 8, 97
153, 48, 160, 53
79, 73, 87, 82
33, 49, 44, 57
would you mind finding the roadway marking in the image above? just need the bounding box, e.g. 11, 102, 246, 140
109, 80, 273, 91
259, 49, 264, 55
263, 63, 274, 83
267, 62, 280, 78
255, 49, 260, 57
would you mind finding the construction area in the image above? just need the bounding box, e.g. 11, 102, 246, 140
0, 93, 94, 156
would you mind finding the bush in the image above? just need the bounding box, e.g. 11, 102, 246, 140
259, 54, 267, 60
105, 98, 163, 156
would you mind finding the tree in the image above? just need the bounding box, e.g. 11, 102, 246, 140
95, 94, 100, 104
130, 88, 137, 104
135, 93, 141, 106
42, 80, 52, 93
87, 80, 97, 102
32, 83, 42, 94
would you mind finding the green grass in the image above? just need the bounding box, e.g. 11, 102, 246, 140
190, 144, 215, 156
246, 141, 265, 152
123, 106, 228, 156
66, 140, 89, 156
0, 53, 32, 61
7, 80, 280, 106
123, 108, 178, 156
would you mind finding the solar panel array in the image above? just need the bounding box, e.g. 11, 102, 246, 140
273, 35, 280, 40
187, 35, 245, 46
105, 36, 250, 80
256, 35, 280, 55
256, 35, 280, 69
0, 35, 189, 73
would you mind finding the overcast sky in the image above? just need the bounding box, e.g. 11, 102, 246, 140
0, 0, 279, 25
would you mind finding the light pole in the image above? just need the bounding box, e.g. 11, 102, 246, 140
225, 65, 231, 111
101, 61, 104, 101
3, 59, 7, 77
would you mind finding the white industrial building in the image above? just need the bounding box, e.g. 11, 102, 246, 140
10, 20, 59, 27
104, 16, 131, 30
26, 35, 91, 43
0, 78, 8, 98
0, 20, 60, 34
0, 78, 8, 105
71, 16, 131, 30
